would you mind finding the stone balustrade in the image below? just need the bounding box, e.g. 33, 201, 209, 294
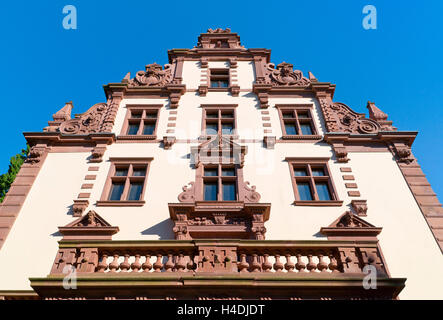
49, 240, 388, 276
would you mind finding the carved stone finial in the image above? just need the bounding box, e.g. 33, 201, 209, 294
308, 71, 318, 82
122, 72, 131, 83
367, 101, 396, 131
53, 102, 73, 122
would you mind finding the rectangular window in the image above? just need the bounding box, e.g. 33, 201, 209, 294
286, 158, 341, 205
277, 105, 319, 139
202, 106, 236, 137
202, 165, 238, 201
98, 158, 152, 206
210, 69, 230, 88
120, 106, 161, 139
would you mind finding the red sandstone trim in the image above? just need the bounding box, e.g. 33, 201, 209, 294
0, 145, 49, 250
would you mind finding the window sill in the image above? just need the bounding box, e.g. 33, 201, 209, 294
96, 200, 146, 207
208, 88, 229, 92
117, 135, 157, 141
281, 135, 322, 140
293, 200, 343, 207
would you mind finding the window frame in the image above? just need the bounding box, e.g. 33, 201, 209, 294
119, 105, 162, 140
202, 164, 239, 201
286, 157, 342, 206
276, 105, 321, 140
209, 68, 230, 90
97, 157, 153, 206
201, 105, 238, 138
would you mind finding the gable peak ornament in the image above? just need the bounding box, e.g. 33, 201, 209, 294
264, 62, 310, 87
129, 63, 173, 87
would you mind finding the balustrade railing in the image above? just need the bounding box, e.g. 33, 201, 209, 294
50, 240, 387, 276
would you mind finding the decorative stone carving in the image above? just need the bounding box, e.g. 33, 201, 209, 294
332, 144, 348, 163
390, 143, 414, 164
129, 63, 173, 87
244, 182, 261, 203
72, 199, 89, 217
320, 211, 382, 241
263, 136, 276, 149
58, 210, 119, 241
263, 62, 310, 87
178, 182, 195, 203
25, 145, 46, 164
230, 85, 240, 97
58, 103, 108, 135
90, 145, 106, 163
163, 136, 176, 150
191, 135, 247, 168
207, 28, 231, 33
318, 98, 381, 134
166, 84, 186, 108
367, 101, 396, 131
198, 85, 208, 96
351, 200, 368, 217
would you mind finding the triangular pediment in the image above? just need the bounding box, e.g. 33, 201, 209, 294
64, 210, 112, 228
327, 211, 376, 229
191, 135, 247, 167
320, 211, 382, 240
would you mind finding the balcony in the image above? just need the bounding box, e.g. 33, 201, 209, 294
30, 239, 405, 300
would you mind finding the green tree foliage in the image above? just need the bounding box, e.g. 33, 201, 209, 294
0, 145, 30, 203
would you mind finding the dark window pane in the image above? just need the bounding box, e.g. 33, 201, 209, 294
206, 112, 218, 118
204, 168, 218, 176
143, 123, 155, 135
127, 124, 139, 135
222, 123, 234, 135
128, 183, 143, 200
222, 168, 235, 176
145, 112, 157, 119
132, 167, 146, 176
284, 123, 297, 135
206, 123, 218, 135
130, 112, 142, 118
109, 183, 124, 200
297, 182, 312, 201
204, 182, 218, 201
115, 168, 128, 176
300, 124, 313, 135
312, 168, 325, 176
297, 112, 309, 118
316, 182, 332, 200
220, 80, 229, 88
222, 182, 236, 201
211, 81, 220, 88
293, 168, 307, 176
282, 112, 293, 118
221, 112, 234, 118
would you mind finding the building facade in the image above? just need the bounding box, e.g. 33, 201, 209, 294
0, 29, 442, 300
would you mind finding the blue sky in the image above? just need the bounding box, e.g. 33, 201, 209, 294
0, 1, 441, 199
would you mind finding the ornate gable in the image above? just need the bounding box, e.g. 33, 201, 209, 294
191, 135, 247, 168
320, 211, 382, 240
59, 210, 119, 240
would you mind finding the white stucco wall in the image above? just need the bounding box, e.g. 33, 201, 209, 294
0, 152, 90, 290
